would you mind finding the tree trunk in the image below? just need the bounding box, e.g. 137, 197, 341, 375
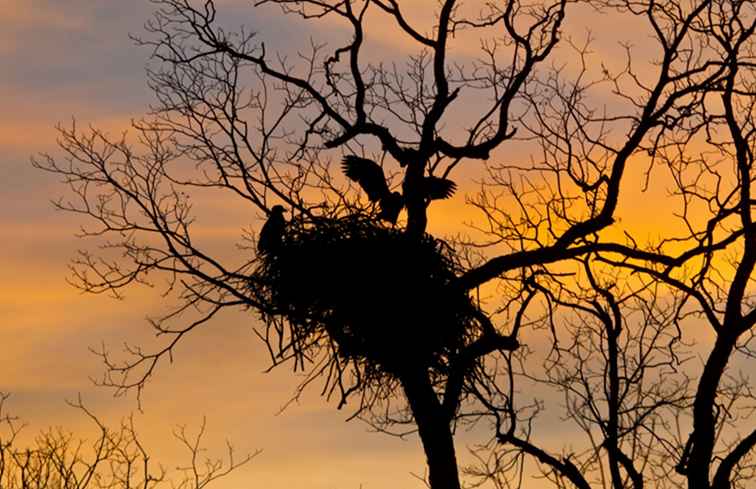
400, 368, 461, 489
688, 335, 735, 489
402, 157, 428, 238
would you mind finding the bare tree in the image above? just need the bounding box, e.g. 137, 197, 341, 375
34, 0, 756, 488
0, 393, 257, 489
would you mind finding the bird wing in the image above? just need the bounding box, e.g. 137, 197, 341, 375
423, 176, 457, 200
341, 156, 390, 202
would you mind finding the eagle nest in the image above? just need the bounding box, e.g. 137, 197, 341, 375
255, 216, 476, 374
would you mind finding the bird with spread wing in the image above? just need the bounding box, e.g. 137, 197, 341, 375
341, 155, 456, 224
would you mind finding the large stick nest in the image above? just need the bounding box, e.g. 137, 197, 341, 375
255, 216, 476, 374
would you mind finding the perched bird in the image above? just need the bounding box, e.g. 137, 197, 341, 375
341, 155, 457, 224
258, 205, 286, 255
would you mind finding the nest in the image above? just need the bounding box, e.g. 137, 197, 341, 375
255, 216, 475, 374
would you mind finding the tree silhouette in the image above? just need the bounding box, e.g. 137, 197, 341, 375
0, 393, 255, 489
34, 0, 756, 488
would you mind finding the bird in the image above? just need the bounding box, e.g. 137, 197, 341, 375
341, 155, 457, 224
258, 205, 286, 255
341, 156, 400, 224
377, 191, 404, 224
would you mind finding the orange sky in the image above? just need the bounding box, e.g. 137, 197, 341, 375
0, 1, 716, 488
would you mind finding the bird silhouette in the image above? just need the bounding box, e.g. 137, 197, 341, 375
377, 191, 403, 224
258, 205, 286, 254
341, 155, 457, 224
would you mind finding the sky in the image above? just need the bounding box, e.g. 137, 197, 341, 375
0, 2, 432, 487
0, 1, 710, 488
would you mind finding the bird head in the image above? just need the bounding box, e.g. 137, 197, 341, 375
271, 205, 285, 215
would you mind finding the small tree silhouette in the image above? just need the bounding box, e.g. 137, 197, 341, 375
35, 1, 756, 488
0, 393, 256, 489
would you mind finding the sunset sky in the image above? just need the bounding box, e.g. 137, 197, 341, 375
1, 2, 430, 487
0, 1, 698, 488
